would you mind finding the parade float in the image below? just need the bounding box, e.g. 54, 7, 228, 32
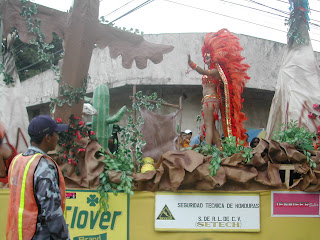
1, 0, 320, 239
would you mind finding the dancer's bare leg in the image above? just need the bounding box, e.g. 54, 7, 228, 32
212, 122, 222, 149
203, 103, 222, 148
203, 104, 214, 145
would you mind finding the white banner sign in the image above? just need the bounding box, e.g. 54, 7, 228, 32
155, 192, 260, 232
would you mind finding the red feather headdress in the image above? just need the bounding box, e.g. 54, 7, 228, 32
201, 29, 250, 141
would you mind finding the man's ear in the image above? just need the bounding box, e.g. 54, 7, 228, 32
43, 134, 51, 143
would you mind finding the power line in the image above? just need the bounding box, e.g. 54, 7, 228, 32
14, 46, 43, 69
310, 8, 320, 14
110, 0, 156, 23
239, 0, 320, 24
162, 0, 320, 43
241, 0, 320, 26
248, 0, 320, 14
17, 48, 63, 72
102, 0, 137, 17
240, 0, 320, 26
163, 1, 287, 32
203, 0, 320, 35
218, 0, 320, 26
219, 0, 288, 19
12, 41, 25, 51
273, 0, 289, 4
244, 0, 289, 15
13, 44, 33, 58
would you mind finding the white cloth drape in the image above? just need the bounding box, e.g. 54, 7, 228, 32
266, 19, 320, 139
0, 57, 29, 152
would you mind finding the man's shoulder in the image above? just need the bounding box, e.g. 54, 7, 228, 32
38, 157, 56, 169
34, 156, 57, 179
23, 150, 55, 166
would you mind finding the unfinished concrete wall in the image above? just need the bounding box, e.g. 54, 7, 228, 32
20, 32, 320, 133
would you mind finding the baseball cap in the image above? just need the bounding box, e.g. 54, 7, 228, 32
184, 129, 192, 134
28, 115, 68, 138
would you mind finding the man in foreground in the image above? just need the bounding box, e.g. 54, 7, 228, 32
7, 115, 70, 240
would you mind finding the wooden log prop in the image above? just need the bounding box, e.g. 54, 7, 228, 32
54, 0, 100, 122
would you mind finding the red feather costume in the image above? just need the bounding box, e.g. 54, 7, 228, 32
201, 29, 250, 141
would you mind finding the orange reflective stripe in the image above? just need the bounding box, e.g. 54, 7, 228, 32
18, 153, 41, 240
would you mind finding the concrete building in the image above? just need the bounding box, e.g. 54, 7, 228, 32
23, 32, 320, 135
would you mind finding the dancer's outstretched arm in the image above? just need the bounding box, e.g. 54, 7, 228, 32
187, 54, 220, 79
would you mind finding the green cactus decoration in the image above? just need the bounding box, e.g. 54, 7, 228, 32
92, 84, 127, 150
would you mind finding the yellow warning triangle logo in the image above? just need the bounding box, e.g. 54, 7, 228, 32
156, 205, 175, 220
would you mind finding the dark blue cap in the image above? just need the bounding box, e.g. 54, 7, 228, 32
28, 115, 68, 137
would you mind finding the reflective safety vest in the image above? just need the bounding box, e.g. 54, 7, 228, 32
6, 153, 66, 240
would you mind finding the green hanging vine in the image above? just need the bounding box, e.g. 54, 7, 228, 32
0, 63, 14, 86
49, 76, 89, 110
20, 2, 55, 63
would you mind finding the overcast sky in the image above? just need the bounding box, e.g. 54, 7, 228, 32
32, 0, 320, 51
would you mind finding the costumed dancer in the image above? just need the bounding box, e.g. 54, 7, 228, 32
188, 29, 250, 148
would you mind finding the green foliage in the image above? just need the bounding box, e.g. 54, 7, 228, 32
50, 76, 89, 110
221, 136, 243, 157
196, 114, 201, 123
273, 120, 316, 168
97, 91, 165, 211
0, 62, 14, 86
17, 1, 63, 79
98, 147, 134, 211
1, 0, 63, 85
272, 120, 315, 151
221, 136, 254, 168
192, 144, 222, 176
241, 147, 254, 164
122, 114, 145, 167
20, 1, 53, 61
303, 149, 317, 169
132, 91, 164, 111
193, 136, 254, 176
